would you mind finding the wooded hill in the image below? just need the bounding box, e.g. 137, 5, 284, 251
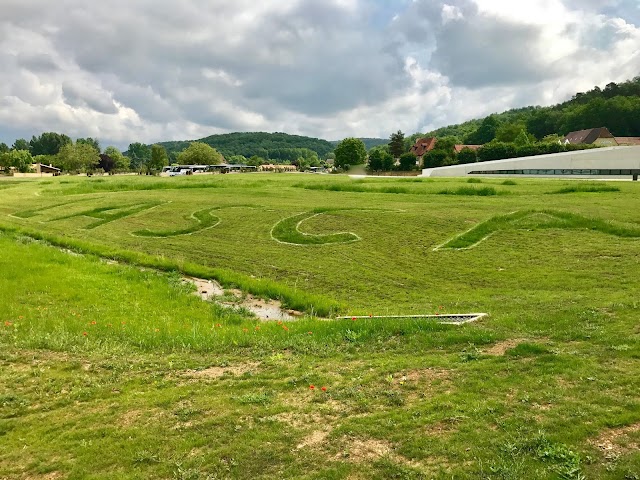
416, 76, 640, 144
157, 132, 335, 162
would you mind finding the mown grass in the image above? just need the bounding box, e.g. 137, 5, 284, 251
0, 174, 639, 479
438, 209, 640, 250
271, 209, 360, 245
133, 207, 221, 237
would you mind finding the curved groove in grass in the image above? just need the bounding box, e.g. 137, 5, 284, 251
132, 207, 221, 237
49, 202, 164, 230
9, 199, 86, 219
271, 210, 361, 245
435, 209, 640, 250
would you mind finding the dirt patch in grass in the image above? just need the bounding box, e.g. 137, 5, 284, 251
340, 438, 393, 462
181, 361, 261, 380
589, 423, 640, 458
484, 339, 523, 355
297, 429, 332, 449
403, 368, 451, 383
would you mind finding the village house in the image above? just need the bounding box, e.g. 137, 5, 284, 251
563, 127, 618, 146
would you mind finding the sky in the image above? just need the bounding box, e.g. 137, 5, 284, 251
0, 0, 639, 149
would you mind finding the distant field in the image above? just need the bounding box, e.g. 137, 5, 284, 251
0, 173, 639, 479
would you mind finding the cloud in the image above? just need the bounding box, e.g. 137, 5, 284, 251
0, 0, 638, 148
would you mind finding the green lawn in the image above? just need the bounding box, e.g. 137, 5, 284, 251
0, 174, 638, 479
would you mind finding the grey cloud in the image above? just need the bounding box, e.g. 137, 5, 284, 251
62, 81, 118, 114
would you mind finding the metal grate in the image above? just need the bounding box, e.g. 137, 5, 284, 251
336, 313, 487, 325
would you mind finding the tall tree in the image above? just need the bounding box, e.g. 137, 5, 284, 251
127, 143, 151, 172
367, 149, 385, 171
389, 130, 405, 159
104, 146, 130, 171
148, 144, 169, 174
57, 143, 100, 173
76, 137, 100, 152
177, 142, 223, 166
0, 150, 33, 173
334, 138, 367, 169
464, 115, 500, 144
30, 132, 72, 156
12, 139, 30, 151
0, 143, 8, 154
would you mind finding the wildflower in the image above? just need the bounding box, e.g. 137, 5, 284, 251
321, 386, 327, 392
309, 385, 315, 390
369, 314, 372, 318
216, 323, 222, 328
243, 328, 248, 332
82, 332, 88, 337
439, 305, 444, 310
4, 321, 12, 327
18, 316, 24, 319
255, 326, 260, 331
154, 328, 159, 333
282, 326, 289, 331
121, 322, 126, 325
307, 331, 312, 335
107, 323, 112, 327
351, 316, 356, 321
91, 321, 96, 325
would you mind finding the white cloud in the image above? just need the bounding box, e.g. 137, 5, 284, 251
0, 0, 638, 148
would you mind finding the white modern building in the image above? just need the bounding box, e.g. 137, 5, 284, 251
421, 146, 640, 180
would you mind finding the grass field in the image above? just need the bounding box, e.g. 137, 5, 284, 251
0, 173, 639, 479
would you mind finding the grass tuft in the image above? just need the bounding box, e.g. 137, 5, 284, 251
550, 183, 620, 194
437, 186, 500, 196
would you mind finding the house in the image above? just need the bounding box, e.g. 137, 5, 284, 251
409, 137, 437, 158
614, 137, 640, 146
13, 163, 61, 177
563, 127, 618, 146
258, 164, 297, 172
454, 145, 482, 153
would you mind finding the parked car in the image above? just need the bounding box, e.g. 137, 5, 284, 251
168, 167, 193, 176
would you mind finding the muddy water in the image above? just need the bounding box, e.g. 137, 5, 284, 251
185, 277, 301, 321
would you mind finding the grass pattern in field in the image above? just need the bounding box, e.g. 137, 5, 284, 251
11, 199, 84, 219
50, 202, 163, 229
271, 209, 360, 245
132, 207, 221, 237
437, 209, 640, 250
549, 183, 621, 194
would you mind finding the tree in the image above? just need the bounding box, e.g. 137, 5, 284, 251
367, 149, 384, 171
104, 146, 130, 171
0, 149, 32, 173
177, 142, 224, 165
57, 143, 100, 173
389, 130, 405, 159
127, 142, 151, 172
334, 138, 367, 169
464, 115, 500, 144
0, 143, 8, 154
12, 139, 30, 151
399, 152, 417, 171
513, 129, 531, 146
76, 137, 100, 152
422, 150, 449, 168
98, 154, 116, 173
29, 132, 72, 156
148, 145, 169, 174
457, 147, 478, 164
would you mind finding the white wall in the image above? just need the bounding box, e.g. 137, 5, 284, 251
421, 146, 640, 178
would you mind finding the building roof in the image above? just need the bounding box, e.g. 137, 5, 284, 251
409, 137, 437, 157
614, 137, 640, 146
564, 127, 614, 144
454, 145, 482, 153
35, 163, 61, 172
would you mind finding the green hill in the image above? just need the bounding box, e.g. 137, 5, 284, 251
329, 138, 389, 150
414, 76, 640, 143
158, 132, 335, 162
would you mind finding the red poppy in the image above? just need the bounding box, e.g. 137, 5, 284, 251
283, 326, 289, 331
351, 316, 356, 320
82, 332, 88, 336
309, 385, 315, 390
91, 321, 96, 325
321, 386, 327, 392
4, 321, 12, 327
